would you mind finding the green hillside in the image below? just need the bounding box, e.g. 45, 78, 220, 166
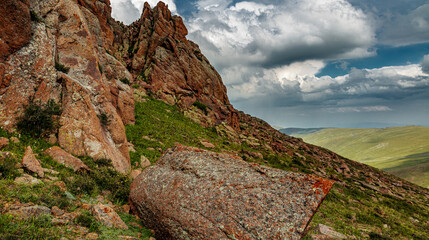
294, 126, 429, 188
2, 97, 429, 239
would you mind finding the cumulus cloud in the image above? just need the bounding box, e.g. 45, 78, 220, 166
187, 0, 375, 71
228, 62, 429, 111
111, 0, 177, 25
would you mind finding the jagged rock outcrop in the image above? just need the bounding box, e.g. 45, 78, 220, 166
113, 2, 239, 129
130, 145, 334, 240
0, 0, 133, 173
0, 0, 241, 173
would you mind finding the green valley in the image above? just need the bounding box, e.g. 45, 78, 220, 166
291, 126, 429, 188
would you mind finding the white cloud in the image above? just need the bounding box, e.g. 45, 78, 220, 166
110, 0, 141, 25
110, 0, 177, 25
187, 0, 375, 71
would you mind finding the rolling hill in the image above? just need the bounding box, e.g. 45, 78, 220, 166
291, 126, 429, 187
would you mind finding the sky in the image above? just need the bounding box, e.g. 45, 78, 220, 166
110, 0, 429, 128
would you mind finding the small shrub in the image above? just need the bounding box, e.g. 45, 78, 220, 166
17, 99, 62, 137
92, 167, 130, 204
97, 113, 110, 127
369, 232, 391, 239
128, 44, 134, 54
98, 62, 103, 73
95, 158, 113, 167
40, 185, 71, 209
33, 214, 53, 228
66, 158, 130, 204
120, 77, 130, 85
67, 172, 96, 196
193, 101, 209, 115
0, 156, 19, 180
75, 211, 100, 233
30, 11, 42, 22
137, 71, 149, 83
55, 61, 70, 73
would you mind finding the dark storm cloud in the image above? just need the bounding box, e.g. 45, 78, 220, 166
250, 39, 372, 68
379, 4, 429, 46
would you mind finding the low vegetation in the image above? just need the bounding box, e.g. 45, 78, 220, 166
16, 99, 62, 137
120, 77, 130, 85
97, 113, 110, 128
127, 96, 429, 239
30, 11, 42, 22
55, 61, 70, 73
1, 96, 428, 239
0, 128, 153, 239
192, 101, 209, 115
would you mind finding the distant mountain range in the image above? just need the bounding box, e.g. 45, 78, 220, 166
283, 126, 429, 188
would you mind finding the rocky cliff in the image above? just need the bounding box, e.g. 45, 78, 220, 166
112, 2, 239, 129
0, 0, 240, 173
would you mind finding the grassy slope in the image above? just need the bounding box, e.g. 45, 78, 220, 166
1, 97, 429, 239
127, 97, 429, 239
294, 126, 429, 187
0, 131, 154, 239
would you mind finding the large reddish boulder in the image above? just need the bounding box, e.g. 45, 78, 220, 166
130, 145, 334, 240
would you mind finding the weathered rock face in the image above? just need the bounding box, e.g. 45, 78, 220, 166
0, 0, 242, 173
130, 145, 334, 240
0, 0, 31, 60
114, 2, 239, 129
0, 0, 133, 173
